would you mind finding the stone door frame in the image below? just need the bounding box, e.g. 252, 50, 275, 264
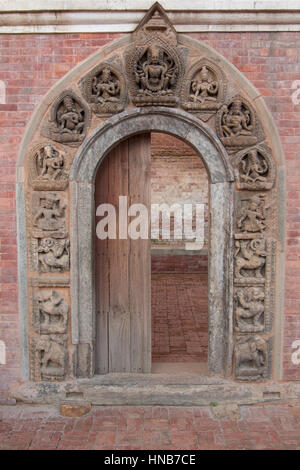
15, 11, 286, 385
69, 107, 234, 377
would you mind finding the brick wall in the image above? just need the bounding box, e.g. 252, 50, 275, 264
0, 31, 299, 396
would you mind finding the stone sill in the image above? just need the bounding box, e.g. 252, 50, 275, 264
11, 374, 300, 406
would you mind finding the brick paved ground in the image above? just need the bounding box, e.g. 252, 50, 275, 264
0, 402, 300, 450
151, 273, 208, 363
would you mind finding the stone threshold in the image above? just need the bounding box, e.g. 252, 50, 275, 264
10, 373, 300, 407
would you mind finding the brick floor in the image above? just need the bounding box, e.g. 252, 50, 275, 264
0, 403, 300, 450
151, 273, 208, 363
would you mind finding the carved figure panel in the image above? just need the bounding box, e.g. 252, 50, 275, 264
32, 237, 70, 273
235, 336, 269, 381
41, 89, 91, 147
127, 44, 182, 107
32, 289, 68, 334
32, 192, 67, 239
217, 96, 262, 151
182, 59, 226, 121
29, 142, 69, 190
236, 194, 269, 238
81, 63, 126, 116
234, 238, 266, 282
234, 145, 275, 190
31, 334, 68, 381
235, 287, 265, 333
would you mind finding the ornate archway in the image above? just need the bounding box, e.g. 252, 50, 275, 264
16, 3, 284, 385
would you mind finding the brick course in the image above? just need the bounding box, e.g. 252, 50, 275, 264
0, 31, 299, 398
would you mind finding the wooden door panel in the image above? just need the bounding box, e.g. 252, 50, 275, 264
95, 134, 151, 373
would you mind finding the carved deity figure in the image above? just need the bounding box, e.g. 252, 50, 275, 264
57, 96, 84, 135
235, 287, 265, 332
221, 99, 253, 137
36, 144, 67, 181
237, 195, 267, 234
37, 238, 69, 272
239, 149, 269, 185
235, 239, 266, 279
135, 45, 176, 96
33, 195, 65, 232
92, 67, 120, 104
37, 290, 68, 334
235, 336, 267, 377
190, 66, 219, 104
35, 335, 67, 378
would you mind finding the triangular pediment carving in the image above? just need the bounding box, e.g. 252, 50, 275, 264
134, 2, 177, 46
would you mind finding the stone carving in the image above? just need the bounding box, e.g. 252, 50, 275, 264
81, 63, 126, 116
30, 142, 68, 190
236, 195, 268, 237
235, 287, 265, 332
33, 289, 68, 334
32, 238, 70, 273
235, 146, 275, 190
41, 89, 91, 147
235, 336, 268, 380
182, 59, 225, 121
33, 334, 68, 380
32, 193, 67, 239
126, 4, 183, 107
130, 44, 180, 107
133, 3, 177, 47
217, 96, 259, 150
234, 239, 266, 281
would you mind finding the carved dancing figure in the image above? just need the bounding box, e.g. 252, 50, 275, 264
37, 144, 66, 181
38, 238, 69, 272
237, 195, 267, 234
190, 66, 218, 104
92, 67, 120, 104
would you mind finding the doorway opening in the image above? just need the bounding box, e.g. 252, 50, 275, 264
150, 133, 209, 375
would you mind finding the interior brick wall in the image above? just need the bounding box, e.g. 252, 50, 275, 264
0, 31, 299, 398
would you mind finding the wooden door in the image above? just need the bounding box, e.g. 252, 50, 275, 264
95, 134, 151, 373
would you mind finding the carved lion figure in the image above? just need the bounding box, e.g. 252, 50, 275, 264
35, 336, 67, 377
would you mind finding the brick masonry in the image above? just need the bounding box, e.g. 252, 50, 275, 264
0, 31, 300, 399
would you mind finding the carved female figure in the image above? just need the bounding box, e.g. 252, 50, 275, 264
190, 66, 219, 104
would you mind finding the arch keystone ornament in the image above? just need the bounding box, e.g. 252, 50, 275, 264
15, 3, 285, 403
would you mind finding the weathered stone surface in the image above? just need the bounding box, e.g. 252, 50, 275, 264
60, 402, 92, 417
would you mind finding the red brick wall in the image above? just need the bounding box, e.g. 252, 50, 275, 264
0, 31, 299, 397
